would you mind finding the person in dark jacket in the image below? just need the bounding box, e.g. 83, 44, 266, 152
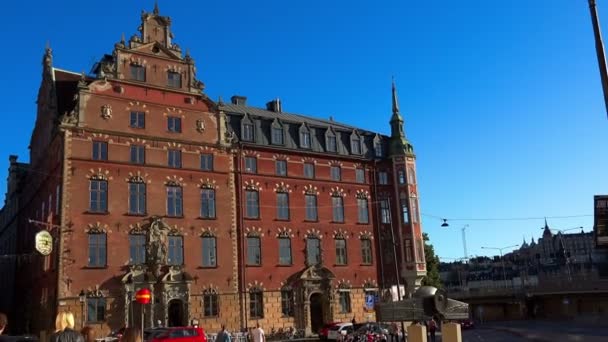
51, 312, 84, 342
80, 326, 97, 342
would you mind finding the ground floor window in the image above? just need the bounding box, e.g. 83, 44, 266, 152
281, 290, 294, 317
203, 292, 219, 317
338, 291, 351, 313
250, 291, 264, 318
86, 297, 106, 323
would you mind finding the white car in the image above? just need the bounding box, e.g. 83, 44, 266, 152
327, 323, 353, 340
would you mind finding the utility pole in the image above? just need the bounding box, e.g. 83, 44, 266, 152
461, 225, 469, 261
588, 0, 608, 118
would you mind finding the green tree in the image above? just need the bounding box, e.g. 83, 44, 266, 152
421, 232, 442, 288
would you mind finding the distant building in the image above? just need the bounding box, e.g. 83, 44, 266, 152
595, 195, 608, 247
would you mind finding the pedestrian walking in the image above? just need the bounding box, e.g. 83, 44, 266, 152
121, 328, 142, 342
351, 317, 356, 325
388, 322, 398, 342
251, 323, 265, 342
428, 318, 437, 342
216, 325, 231, 342
52, 312, 84, 342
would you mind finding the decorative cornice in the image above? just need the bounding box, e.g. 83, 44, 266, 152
329, 187, 346, 197
87, 168, 112, 181
303, 185, 319, 195
274, 182, 291, 193
86, 222, 109, 234
276, 227, 294, 238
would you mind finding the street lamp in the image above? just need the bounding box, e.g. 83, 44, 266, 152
78, 290, 86, 328
481, 245, 519, 288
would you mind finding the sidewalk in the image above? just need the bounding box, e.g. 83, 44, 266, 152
483, 320, 608, 342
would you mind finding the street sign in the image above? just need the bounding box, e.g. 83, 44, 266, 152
135, 288, 152, 304
35, 230, 53, 256
365, 294, 375, 311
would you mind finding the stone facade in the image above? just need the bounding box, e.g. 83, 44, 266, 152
0, 4, 426, 337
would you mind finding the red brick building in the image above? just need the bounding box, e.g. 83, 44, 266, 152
0, 4, 426, 337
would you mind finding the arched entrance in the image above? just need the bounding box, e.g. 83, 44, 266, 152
168, 299, 185, 327
310, 293, 324, 334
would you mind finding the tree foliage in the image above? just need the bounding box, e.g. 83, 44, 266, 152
421, 232, 442, 288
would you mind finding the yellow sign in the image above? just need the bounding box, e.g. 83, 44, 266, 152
35, 230, 53, 256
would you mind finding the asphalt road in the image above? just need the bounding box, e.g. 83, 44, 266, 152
460, 328, 530, 341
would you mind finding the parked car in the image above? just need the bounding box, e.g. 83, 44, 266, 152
326, 323, 352, 340
144, 328, 169, 341
149, 327, 207, 342
319, 322, 340, 340
458, 319, 474, 329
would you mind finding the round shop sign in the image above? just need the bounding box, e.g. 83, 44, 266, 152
35, 230, 53, 256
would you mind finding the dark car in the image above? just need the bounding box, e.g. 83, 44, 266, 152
458, 319, 474, 329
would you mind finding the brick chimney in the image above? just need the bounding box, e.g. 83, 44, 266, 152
231, 95, 247, 106
266, 98, 282, 112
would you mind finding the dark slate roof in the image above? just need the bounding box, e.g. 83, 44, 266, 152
219, 103, 380, 135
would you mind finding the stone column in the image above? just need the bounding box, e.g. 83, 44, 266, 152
303, 299, 311, 336
406, 324, 427, 342
441, 323, 462, 342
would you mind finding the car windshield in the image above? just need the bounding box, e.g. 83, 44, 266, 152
144, 329, 168, 340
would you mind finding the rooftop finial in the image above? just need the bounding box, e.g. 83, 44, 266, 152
544, 217, 549, 229
153, 0, 160, 15
392, 76, 400, 115
121, 32, 126, 44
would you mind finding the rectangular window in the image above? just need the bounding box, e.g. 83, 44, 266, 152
281, 290, 294, 317
167, 71, 182, 88
357, 198, 369, 224
128, 183, 146, 215
89, 180, 108, 213
168, 116, 182, 133
201, 189, 216, 219
168, 149, 181, 168
401, 195, 409, 224
200, 154, 214, 171
247, 237, 261, 265
411, 199, 419, 223
374, 142, 383, 157
244, 157, 257, 173
306, 238, 321, 266
276, 193, 290, 220
249, 291, 264, 318
88, 233, 106, 267
327, 135, 337, 152
380, 200, 391, 224
202, 237, 217, 267
398, 169, 406, 184
335, 239, 348, 265
166, 186, 183, 217
130, 111, 145, 129
92, 141, 108, 161
330, 166, 341, 181
351, 137, 361, 154
203, 293, 219, 317
339, 292, 352, 313
356, 168, 365, 183
405, 239, 413, 262
271, 127, 284, 145
130, 145, 145, 164
278, 238, 292, 265
129, 234, 146, 265
275, 160, 287, 176
168, 236, 184, 265
86, 297, 106, 323
378, 171, 389, 185
332, 196, 344, 223
242, 123, 254, 142
130, 64, 145, 81
245, 190, 259, 219
305, 194, 318, 221
361, 239, 373, 264
300, 130, 311, 148
303, 163, 315, 179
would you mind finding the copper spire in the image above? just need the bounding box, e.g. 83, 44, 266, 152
392, 77, 400, 115
588, 0, 608, 119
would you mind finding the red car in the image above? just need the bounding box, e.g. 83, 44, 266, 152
149, 327, 207, 342
319, 323, 340, 340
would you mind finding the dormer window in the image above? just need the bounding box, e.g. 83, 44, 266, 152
326, 131, 337, 152
130, 64, 145, 82
167, 71, 181, 88
374, 137, 383, 157
300, 125, 311, 148
351, 135, 361, 154
242, 122, 254, 142
271, 126, 284, 145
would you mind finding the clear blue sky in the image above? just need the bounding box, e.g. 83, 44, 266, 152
2, 0, 607, 259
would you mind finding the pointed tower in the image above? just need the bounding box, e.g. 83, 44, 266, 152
387, 80, 426, 295
543, 218, 553, 239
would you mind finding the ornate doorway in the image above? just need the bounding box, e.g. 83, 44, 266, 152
310, 293, 325, 334
168, 299, 184, 327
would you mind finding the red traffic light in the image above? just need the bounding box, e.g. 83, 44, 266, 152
135, 288, 152, 304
